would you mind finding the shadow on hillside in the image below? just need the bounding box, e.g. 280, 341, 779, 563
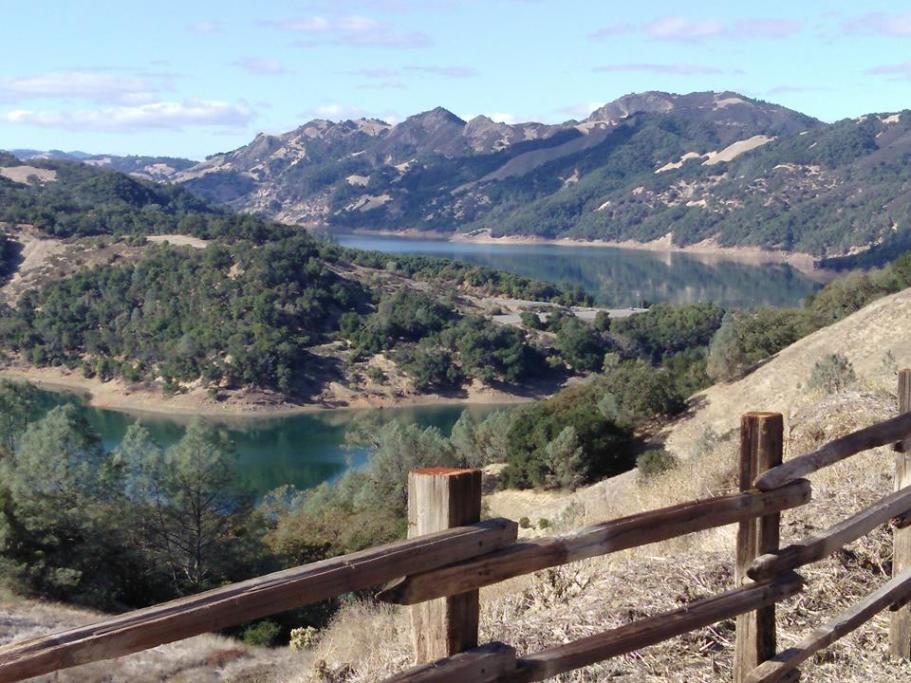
0, 239, 25, 286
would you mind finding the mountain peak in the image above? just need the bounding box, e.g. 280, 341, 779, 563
406, 106, 466, 127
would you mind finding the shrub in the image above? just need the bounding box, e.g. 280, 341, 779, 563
289, 626, 319, 651
242, 620, 281, 648
555, 317, 606, 372
518, 516, 532, 529
808, 353, 856, 393
519, 310, 543, 329
366, 366, 386, 384
636, 449, 678, 482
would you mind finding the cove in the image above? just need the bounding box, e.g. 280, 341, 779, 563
31, 389, 506, 498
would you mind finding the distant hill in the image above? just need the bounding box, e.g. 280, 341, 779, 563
171, 90, 911, 258
9, 149, 195, 182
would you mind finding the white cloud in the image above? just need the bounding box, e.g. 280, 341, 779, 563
3, 99, 256, 132
0, 71, 167, 104
189, 20, 222, 33
843, 12, 911, 36
556, 102, 606, 119
233, 58, 289, 75
590, 16, 803, 43
866, 61, 911, 80
266, 14, 431, 48
488, 112, 517, 124
593, 63, 724, 75
312, 103, 368, 118
403, 65, 478, 78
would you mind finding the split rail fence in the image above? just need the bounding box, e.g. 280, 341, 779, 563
4, 371, 911, 682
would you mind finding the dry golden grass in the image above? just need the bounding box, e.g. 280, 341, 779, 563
289, 288, 911, 682
7, 291, 911, 682
0, 595, 297, 682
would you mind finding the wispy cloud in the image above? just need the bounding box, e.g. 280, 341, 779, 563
189, 20, 222, 33
843, 12, 911, 36
593, 63, 724, 75
589, 16, 803, 43
306, 103, 399, 123
312, 103, 368, 119
403, 65, 478, 78
266, 15, 431, 48
232, 58, 290, 75
766, 85, 830, 95
555, 102, 606, 119
866, 61, 911, 80
588, 23, 636, 40
0, 71, 172, 105
3, 99, 256, 132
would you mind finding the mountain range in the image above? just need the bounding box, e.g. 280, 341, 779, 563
11, 90, 911, 258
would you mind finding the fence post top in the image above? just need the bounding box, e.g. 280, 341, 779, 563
411, 467, 480, 477
742, 411, 783, 420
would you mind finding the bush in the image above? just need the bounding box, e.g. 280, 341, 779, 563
289, 626, 319, 651
555, 318, 606, 372
500, 383, 635, 489
808, 353, 856, 393
519, 310, 543, 329
242, 620, 281, 647
518, 516, 532, 529
636, 449, 678, 482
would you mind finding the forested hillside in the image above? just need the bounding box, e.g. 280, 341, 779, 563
169, 91, 911, 258
0, 153, 592, 408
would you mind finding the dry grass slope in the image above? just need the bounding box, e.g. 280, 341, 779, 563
5, 288, 911, 682
289, 287, 911, 682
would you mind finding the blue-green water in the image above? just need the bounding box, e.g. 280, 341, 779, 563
34, 390, 503, 498
337, 234, 825, 308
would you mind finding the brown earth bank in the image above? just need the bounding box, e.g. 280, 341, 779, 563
0, 364, 550, 419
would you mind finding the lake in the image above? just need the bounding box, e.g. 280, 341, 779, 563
336, 233, 824, 308
25, 233, 824, 497
33, 389, 505, 498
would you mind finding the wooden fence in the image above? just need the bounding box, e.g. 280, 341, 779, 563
3, 371, 911, 682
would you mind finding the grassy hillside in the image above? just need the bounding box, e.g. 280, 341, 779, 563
284, 287, 911, 682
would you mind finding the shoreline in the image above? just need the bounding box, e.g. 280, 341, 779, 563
340, 228, 835, 280
0, 367, 536, 422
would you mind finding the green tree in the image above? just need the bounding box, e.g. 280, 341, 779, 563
555, 318, 605, 372
0, 405, 132, 607
544, 426, 586, 490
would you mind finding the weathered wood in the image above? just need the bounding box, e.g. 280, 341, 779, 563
500, 573, 804, 683
748, 483, 911, 581
735, 412, 784, 683
746, 567, 911, 683
755, 412, 911, 491
408, 468, 482, 664
891, 368, 911, 659
381, 642, 517, 682
379, 479, 811, 605
0, 517, 516, 683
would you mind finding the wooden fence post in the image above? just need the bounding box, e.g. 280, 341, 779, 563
890, 368, 911, 659
735, 412, 784, 683
408, 467, 482, 664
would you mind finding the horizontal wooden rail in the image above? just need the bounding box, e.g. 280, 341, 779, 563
0, 518, 517, 683
755, 412, 911, 491
748, 485, 911, 581
383, 642, 517, 682
386, 573, 804, 683
378, 479, 811, 605
745, 567, 911, 683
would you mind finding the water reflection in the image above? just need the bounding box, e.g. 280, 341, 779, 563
336, 234, 824, 308
32, 390, 504, 497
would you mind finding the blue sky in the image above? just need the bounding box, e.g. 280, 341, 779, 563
1, 1, 910, 159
